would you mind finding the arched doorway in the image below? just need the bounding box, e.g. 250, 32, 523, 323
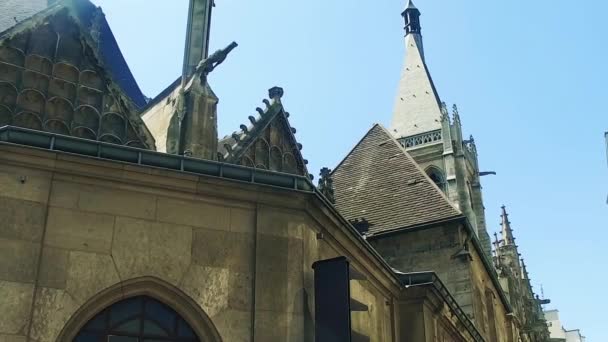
75, 296, 199, 341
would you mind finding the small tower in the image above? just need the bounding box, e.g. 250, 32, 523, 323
500, 205, 515, 246
391, 1, 493, 259
497, 205, 521, 271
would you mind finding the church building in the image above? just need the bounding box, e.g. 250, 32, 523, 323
0, 0, 550, 341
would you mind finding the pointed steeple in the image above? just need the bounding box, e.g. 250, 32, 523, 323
391, 1, 443, 139
182, 0, 214, 81
500, 205, 515, 246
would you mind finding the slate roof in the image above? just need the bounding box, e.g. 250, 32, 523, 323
391, 31, 444, 139
332, 124, 461, 236
0, 0, 148, 109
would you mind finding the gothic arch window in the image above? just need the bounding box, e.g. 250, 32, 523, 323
57, 278, 222, 342
75, 296, 200, 342
425, 166, 445, 192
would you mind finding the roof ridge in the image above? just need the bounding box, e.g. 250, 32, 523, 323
330, 123, 382, 175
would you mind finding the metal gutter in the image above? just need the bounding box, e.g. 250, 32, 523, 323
0, 126, 488, 326
0, 126, 401, 290
397, 271, 486, 342
0, 126, 313, 193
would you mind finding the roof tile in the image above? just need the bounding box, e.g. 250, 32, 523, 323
332, 124, 461, 235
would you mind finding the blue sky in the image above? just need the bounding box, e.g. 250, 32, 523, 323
93, 0, 607, 339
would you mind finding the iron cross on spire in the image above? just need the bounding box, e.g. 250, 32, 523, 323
182, 0, 215, 82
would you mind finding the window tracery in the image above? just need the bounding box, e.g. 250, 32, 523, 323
75, 296, 200, 342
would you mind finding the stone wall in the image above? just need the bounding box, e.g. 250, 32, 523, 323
370, 223, 474, 317
395, 286, 475, 342
468, 239, 514, 341
370, 223, 516, 342
0, 143, 397, 342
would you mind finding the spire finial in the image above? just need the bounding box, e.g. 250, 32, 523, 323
402, 0, 422, 35
318, 167, 336, 204
500, 205, 516, 246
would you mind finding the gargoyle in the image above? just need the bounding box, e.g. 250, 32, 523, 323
196, 41, 238, 79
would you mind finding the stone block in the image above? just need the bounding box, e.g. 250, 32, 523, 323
0, 239, 39, 283
180, 265, 230, 317
255, 270, 304, 314
227, 271, 253, 312
256, 234, 288, 273
156, 197, 230, 231
45, 207, 115, 254
0, 165, 51, 204
255, 311, 305, 342
0, 281, 34, 335
210, 309, 251, 342
78, 186, 156, 220
229, 207, 255, 233
112, 217, 192, 285
65, 251, 120, 304
38, 247, 68, 289
48, 180, 80, 209
0, 335, 26, 342
257, 208, 305, 238
30, 287, 78, 342
0, 196, 46, 242
192, 229, 253, 273
182, 265, 253, 314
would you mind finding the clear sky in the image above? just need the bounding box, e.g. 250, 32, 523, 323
93, 0, 607, 339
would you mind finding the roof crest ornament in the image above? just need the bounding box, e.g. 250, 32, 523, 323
440, 102, 450, 123
318, 167, 336, 204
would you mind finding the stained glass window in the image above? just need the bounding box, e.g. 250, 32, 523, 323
74, 296, 200, 342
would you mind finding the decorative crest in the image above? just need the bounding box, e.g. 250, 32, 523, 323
318, 167, 336, 204
350, 218, 371, 235
452, 104, 461, 123
440, 102, 450, 122
269, 86, 284, 103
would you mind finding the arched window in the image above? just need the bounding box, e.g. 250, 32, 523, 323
425, 167, 445, 192
75, 296, 200, 342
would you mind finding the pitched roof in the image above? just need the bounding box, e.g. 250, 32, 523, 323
0, 0, 147, 109
332, 124, 461, 236
219, 88, 309, 177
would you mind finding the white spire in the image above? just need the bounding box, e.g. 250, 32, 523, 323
391, 2, 443, 139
